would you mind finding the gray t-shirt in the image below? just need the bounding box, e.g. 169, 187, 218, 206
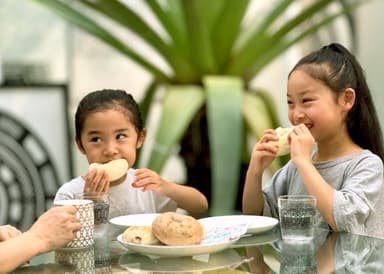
262, 150, 384, 238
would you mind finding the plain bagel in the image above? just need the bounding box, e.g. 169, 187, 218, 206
122, 226, 160, 245
152, 212, 205, 246
269, 127, 293, 156
89, 159, 129, 181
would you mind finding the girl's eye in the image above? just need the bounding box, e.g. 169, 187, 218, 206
116, 133, 127, 140
90, 137, 101, 143
302, 98, 313, 103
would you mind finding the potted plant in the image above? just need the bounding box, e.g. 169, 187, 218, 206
32, 0, 361, 214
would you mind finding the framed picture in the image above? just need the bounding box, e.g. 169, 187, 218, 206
0, 84, 73, 230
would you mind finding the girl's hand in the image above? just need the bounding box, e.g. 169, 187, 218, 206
0, 225, 22, 242
83, 168, 109, 196
290, 124, 315, 164
248, 129, 280, 176
132, 168, 167, 194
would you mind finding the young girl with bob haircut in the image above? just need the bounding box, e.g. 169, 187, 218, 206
55, 89, 208, 218
243, 43, 384, 238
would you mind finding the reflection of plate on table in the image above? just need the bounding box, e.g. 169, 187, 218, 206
199, 215, 278, 234
119, 248, 243, 272
109, 213, 159, 228
117, 234, 239, 258
232, 226, 279, 247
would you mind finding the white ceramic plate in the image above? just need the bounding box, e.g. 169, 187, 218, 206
109, 213, 159, 227
198, 215, 278, 234
117, 234, 239, 257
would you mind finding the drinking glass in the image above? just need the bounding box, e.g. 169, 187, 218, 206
75, 192, 110, 238
278, 195, 317, 243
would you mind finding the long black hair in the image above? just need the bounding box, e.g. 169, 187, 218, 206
289, 43, 384, 161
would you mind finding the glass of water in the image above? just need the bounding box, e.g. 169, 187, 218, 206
75, 192, 110, 238
278, 195, 317, 243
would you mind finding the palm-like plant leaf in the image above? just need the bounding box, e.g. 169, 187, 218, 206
229, 0, 362, 77
32, 0, 170, 81
33, 0, 363, 213
204, 76, 243, 214
147, 85, 205, 172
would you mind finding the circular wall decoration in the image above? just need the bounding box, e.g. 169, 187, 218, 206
0, 110, 60, 230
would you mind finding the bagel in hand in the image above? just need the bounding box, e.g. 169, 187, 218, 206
89, 159, 129, 181
269, 127, 292, 156
152, 212, 205, 246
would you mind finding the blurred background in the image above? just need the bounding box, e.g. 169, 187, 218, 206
1, 0, 383, 229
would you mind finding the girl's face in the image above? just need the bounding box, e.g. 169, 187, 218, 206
287, 70, 347, 142
76, 108, 146, 167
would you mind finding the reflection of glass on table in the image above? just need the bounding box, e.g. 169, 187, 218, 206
280, 240, 317, 274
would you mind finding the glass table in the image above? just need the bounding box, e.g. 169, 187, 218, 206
13, 225, 384, 273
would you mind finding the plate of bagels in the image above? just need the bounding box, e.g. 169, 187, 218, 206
116, 212, 247, 257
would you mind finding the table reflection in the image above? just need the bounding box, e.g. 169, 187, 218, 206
119, 248, 243, 272
243, 229, 384, 274
14, 226, 384, 273
55, 246, 94, 273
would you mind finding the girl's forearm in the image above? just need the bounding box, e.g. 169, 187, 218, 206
295, 160, 337, 230
242, 171, 264, 215
166, 183, 209, 213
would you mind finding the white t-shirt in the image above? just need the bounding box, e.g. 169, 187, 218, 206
54, 168, 177, 219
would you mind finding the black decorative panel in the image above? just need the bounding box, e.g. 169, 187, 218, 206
0, 85, 72, 230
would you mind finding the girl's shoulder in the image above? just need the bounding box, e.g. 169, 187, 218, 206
55, 176, 84, 201
59, 176, 84, 190
343, 149, 382, 164
314, 149, 383, 170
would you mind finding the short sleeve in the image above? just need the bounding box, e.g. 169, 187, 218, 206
333, 154, 384, 234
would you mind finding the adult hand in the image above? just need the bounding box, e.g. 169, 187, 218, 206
25, 206, 81, 253
0, 225, 22, 242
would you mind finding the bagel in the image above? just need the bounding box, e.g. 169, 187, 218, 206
269, 127, 292, 156
89, 159, 129, 181
152, 212, 205, 246
122, 226, 160, 245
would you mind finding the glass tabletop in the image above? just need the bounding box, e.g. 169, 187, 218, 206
13, 225, 384, 273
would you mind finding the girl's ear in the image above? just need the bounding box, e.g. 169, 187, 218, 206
136, 128, 147, 149
340, 88, 356, 111
76, 138, 86, 155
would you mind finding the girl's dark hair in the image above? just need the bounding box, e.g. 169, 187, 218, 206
75, 89, 144, 141
289, 43, 384, 161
